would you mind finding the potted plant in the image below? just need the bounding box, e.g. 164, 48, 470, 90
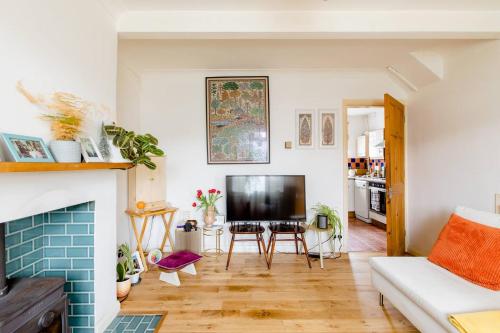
116, 262, 131, 299
309, 203, 343, 236
16, 82, 91, 162
104, 124, 164, 169
118, 243, 140, 285
192, 188, 222, 227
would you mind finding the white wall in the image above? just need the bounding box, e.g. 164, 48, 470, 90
407, 40, 500, 255
127, 69, 405, 252
367, 108, 385, 131
0, 1, 119, 331
347, 115, 368, 158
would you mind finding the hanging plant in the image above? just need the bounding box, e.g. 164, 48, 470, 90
104, 124, 164, 170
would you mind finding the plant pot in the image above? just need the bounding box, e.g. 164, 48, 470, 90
116, 278, 131, 299
204, 206, 216, 227
128, 270, 141, 285
49, 140, 81, 162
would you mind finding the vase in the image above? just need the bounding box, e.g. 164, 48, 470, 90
49, 140, 82, 162
116, 278, 131, 299
204, 206, 216, 227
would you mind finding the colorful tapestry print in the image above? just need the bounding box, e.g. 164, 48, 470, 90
206, 76, 270, 164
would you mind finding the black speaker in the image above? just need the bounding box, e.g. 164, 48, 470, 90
317, 214, 328, 229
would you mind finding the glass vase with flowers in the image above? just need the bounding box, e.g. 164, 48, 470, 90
192, 188, 222, 227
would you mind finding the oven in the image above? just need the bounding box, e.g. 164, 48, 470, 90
369, 181, 386, 216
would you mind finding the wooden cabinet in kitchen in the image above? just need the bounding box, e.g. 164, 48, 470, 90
369, 129, 384, 159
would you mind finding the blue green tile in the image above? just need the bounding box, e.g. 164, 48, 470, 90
136, 323, 149, 333
5, 233, 21, 247
89, 293, 95, 303
73, 328, 94, 333
66, 247, 88, 258
73, 236, 93, 246
89, 201, 95, 211
8, 217, 33, 233
126, 316, 143, 330
35, 260, 45, 272
64, 282, 72, 292
34, 237, 44, 249
72, 304, 94, 315
89, 247, 94, 258
68, 293, 89, 304
9, 242, 33, 260
66, 203, 89, 212
50, 259, 72, 269
72, 259, 93, 269
89, 270, 94, 280
45, 224, 66, 235
67, 270, 88, 280
73, 213, 95, 223
68, 316, 89, 327
67, 224, 88, 235
89, 224, 94, 234
49, 213, 72, 223
50, 236, 71, 246
45, 247, 66, 257
45, 270, 65, 277
89, 315, 95, 327
10, 265, 34, 278
73, 282, 94, 292
22, 226, 43, 242
115, 323, 128, 331
22, 248, 43, 266
6, 259, 22, 274
34, 214, 44, 225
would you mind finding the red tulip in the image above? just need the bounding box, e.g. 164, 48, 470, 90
192, 202, 197, 207
216, 190, 221, 194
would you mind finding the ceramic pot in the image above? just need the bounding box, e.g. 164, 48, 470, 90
49, 140, 81, 162
128, 270, 141, 285
116, 278, 131, 298
204, 206, 216, 227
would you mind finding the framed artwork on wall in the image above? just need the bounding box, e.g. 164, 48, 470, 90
205, 76, 270, 164
295, 109, 315, 149
318, 109, 338, 149
0, 133, 55, 162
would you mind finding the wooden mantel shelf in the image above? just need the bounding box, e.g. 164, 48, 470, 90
0, 162, 133, 173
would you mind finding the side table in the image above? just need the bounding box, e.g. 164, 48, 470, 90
308, 224, 336, 269
202, 225, 224, 257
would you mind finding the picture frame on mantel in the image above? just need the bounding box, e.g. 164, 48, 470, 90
0, 133, 55, 162
318, 109, 338, 149
205, 76, 270, 164
295, 109, 316, 149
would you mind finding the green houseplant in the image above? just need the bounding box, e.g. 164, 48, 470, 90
104, 124, 164, 169
116, 262, 131, 299
118, 243, 140, 285
309, 203, 343, 236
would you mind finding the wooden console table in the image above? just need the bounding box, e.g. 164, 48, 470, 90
125, 208, 178, 272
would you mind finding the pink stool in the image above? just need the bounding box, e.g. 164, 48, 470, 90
156, 251, 202, 287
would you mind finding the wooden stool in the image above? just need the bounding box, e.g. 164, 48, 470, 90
157, 251, 202, 287
126, 208, 178, 272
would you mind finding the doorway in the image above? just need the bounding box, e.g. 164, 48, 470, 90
342, 96, 406, 255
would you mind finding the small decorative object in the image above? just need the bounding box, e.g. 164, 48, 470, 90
206, 76, 270, 164
16, 82, 97, 162
309, 203, 342, 236
104, 124, 164, 169
131, 251, 145, 273
192, 188, 222, 227
318, 109, 337, 148
98, 122, 111, 161
296, 109, 315, 149
79, 137, 103, 162
116, 262, 131, 299
317, 214, 328, 229
0, 133, 54, 162
147, 249, 163, 265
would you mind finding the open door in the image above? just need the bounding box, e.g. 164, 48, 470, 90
384, 94, 405, 256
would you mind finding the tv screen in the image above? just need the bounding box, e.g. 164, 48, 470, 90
226, 175, 306, 222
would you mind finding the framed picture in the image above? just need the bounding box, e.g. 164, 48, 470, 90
295, 109, 316, 149
206, 76, 270, 164
131, 251, 145, 273
0, 133, 54, 162
79, 137, 103, 162
318, 109, 338, 149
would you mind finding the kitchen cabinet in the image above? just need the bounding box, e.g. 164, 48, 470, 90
369, 129, 384, 159
356, 135, 368, 158
348, 178, 355, 212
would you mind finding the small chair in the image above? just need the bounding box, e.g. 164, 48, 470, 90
226, 222, 269, 270
157, 251, 202, 287
267, 221, 312, 268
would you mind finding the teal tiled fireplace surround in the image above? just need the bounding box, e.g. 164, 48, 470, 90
5, 201, 95, 333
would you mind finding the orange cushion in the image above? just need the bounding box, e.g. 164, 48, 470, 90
428, 213, 500, 290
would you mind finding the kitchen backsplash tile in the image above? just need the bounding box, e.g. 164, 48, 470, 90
348, 158, 367, 170
369, 158, 385, 169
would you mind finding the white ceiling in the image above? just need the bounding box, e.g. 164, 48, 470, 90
111, 0, 500, 12
348, 107, 383, 116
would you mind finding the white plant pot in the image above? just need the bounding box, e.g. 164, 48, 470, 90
49, 140, 82, 163
107, 139, 131, 163
128, 270, 141, 285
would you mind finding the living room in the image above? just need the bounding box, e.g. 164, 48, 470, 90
0, 1, 499, 333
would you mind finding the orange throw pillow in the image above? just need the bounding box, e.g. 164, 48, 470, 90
428, 213, 500, 290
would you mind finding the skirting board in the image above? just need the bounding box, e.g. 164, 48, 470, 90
96, 299, 120, 333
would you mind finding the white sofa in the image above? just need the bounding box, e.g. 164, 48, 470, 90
369, 206, 500, 333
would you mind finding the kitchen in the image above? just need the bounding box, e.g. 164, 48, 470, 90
347, 106, 387, 252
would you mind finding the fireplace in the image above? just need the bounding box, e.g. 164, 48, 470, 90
0, 202, 95, 332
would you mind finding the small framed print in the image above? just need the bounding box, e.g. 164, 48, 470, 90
318, 109, 337, 149
0, 133, 54, 162
295, 109, 315, 149
79, 137, 103, 162
131, 251, 145, 273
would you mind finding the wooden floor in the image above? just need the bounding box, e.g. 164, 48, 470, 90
348, 217, 387, 252
121, 253, 417, 333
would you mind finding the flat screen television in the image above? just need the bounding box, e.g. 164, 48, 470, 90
226, 175, 306, 222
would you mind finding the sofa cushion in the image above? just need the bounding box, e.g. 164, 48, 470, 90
428, 213, 500, 290
370, 257, 500, 331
